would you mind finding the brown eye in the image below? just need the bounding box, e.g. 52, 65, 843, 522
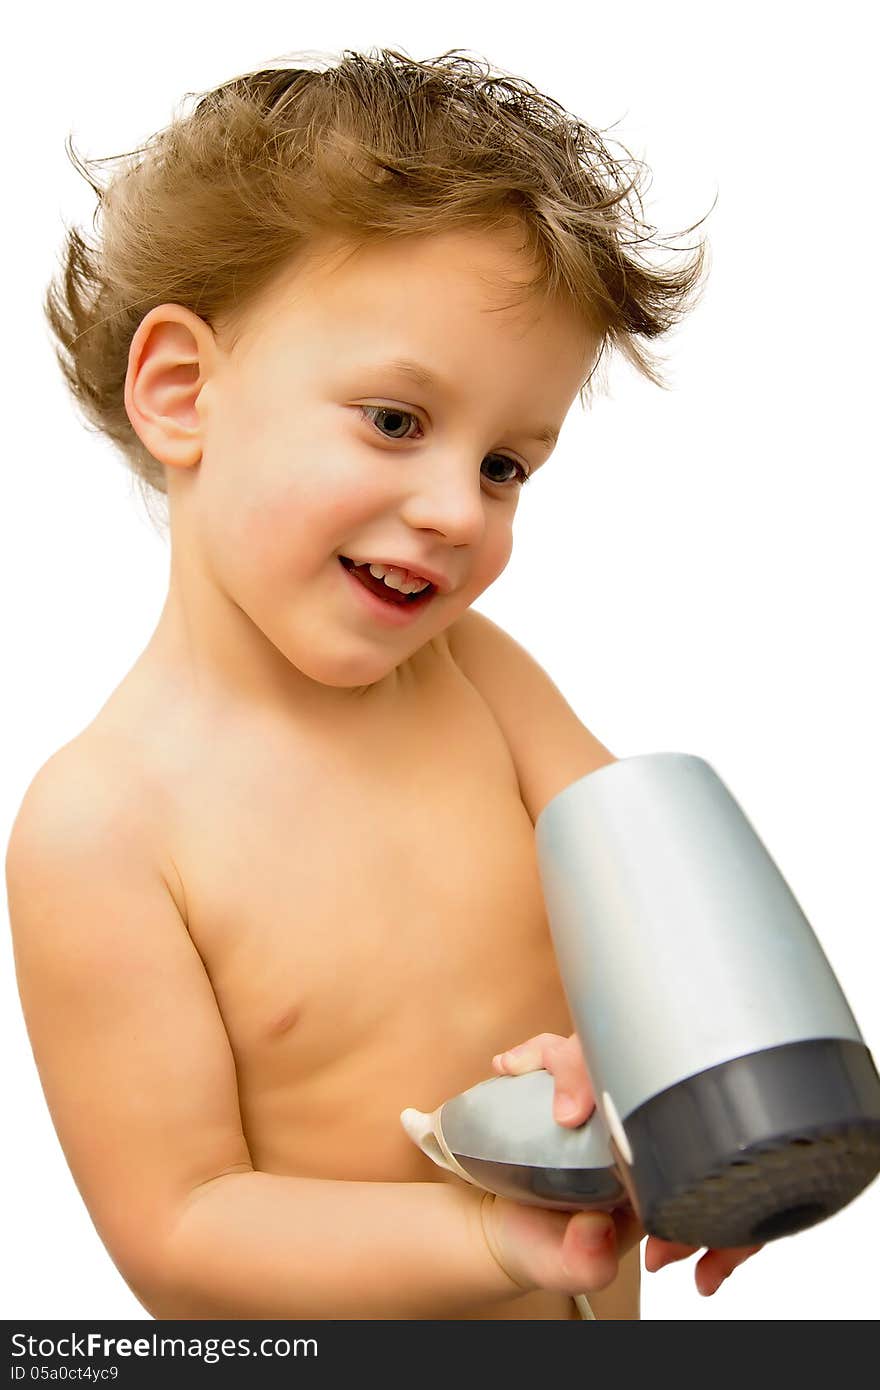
359, 405, 531, 488
359, 405, 419, 440
482, 456, 530, 487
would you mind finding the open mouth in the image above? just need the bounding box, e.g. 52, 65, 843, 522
339, 556, 437, 608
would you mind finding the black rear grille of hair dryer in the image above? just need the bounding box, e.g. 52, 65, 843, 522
626, 1036, 880, 1247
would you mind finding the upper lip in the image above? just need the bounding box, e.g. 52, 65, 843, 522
342, 555, 452, 594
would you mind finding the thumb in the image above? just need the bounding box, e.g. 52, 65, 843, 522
565, 1204, 645, 1265
560, 1209, 620, 1290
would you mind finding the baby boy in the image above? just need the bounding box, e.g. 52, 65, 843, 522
7, 50, 760, 1318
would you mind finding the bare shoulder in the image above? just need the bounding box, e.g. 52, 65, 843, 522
6, 728, 185, 923
443, 608, 617, 824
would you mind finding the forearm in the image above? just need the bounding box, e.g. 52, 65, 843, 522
150, 1172, 517, 1319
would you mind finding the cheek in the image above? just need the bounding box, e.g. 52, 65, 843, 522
228, 464, 315, 563
196, 497, 293, 611
481, 527, 515, 581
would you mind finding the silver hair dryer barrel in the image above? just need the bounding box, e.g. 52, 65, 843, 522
402, 753, 880, 1248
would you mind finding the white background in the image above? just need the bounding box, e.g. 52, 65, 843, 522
2, 0, 877, 1322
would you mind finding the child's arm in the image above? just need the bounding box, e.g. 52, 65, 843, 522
5, 754, 628, 1319
444, 608, 618, 826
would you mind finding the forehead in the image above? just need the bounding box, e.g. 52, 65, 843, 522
235, 227, 595, 385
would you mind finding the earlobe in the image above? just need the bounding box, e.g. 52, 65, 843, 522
124, 305, 213, 470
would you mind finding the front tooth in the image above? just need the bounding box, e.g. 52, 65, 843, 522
368, 563, 429, 594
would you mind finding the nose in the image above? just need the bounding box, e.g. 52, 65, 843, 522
397, 452, 489, 548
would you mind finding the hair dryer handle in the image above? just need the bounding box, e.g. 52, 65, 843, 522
402, 1069, 630, 1211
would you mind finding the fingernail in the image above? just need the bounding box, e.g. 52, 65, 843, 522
579, 1216, 614, 1249
494, 1050, 517, 1069
497, 1045, 534, 1071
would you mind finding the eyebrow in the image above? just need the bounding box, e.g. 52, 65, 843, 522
362, 357, 560, 449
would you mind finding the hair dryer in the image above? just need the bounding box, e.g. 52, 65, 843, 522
401, 753, 880, 1248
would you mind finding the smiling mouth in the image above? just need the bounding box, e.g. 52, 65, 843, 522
338, 557, 437, 607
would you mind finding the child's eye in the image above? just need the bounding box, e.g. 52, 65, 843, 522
358, 405, 531, 488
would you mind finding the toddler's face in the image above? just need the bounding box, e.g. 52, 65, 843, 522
155, 225, 595, 697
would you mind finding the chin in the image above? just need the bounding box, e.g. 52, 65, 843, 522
295, 652, 401, 693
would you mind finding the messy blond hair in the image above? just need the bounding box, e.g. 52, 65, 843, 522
44, 46, 713, 528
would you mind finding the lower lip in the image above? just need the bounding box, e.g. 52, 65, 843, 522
338, 558, 438, 626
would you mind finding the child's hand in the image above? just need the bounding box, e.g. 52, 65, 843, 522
492, 1032, 764, 1297
479, 1184, 644, 1300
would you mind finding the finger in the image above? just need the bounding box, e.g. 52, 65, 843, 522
492, 1034, 595, 1128
544, 1036, 596, 1125
644, 1236, 699, 1272
559, 1209, 620, 1291
694, 1244, 764, 1297
561, 1204, 647, 1285
493, 1033, 594, 1125
645, 1236, 764, 1294
492, 1032, 572, 1075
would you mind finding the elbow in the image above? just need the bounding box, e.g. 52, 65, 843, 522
109, 1224, 214, 1320
122, 1262, 219, 1320
113, 1172, 250, 1318
121, 1241, 229, 1320
113, 1249, 190, 1320
119, 1203, 248, 1319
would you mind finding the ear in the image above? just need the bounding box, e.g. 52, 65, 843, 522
124, 305, 217, 471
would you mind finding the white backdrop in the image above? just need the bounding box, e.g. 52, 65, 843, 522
2, 0, 877, 1322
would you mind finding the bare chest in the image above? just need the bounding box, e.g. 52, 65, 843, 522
146, 647, 572, 1178
85, 643, 586, 1320
182, 656, 567, 1134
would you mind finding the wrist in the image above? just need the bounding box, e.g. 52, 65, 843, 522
473, 1191, 538, 1298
